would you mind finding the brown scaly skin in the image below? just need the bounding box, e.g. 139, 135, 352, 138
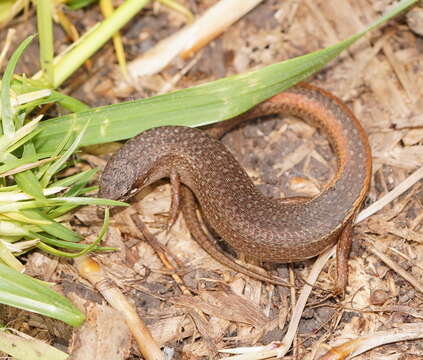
98, 83, 372, 291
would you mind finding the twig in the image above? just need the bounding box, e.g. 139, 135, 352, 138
0, 29, 15, 70
355, 165, 423, 223
127, 0, 264, 78
367, 245, 423, 294
129, 214, 219, 357
75, 256, 164, 360
219, 246, 336, 359
317, 323, 423, 359
129, 214, 191, 295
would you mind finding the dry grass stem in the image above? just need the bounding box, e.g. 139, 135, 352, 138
0, 0, 28, 29
368, 245, 423, 294
0, 157, 57, 177
127, 0, 264, 78
0, 29, 15, 70
218, 160, 423, 358
317, 323, 423, 360
74, 256, 164, 360
129, 214, 220, 357
355, 166, 423, 223
219, 247, 336, 359
382, 41, 418, 103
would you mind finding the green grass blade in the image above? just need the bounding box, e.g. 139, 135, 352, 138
0, 115, 41, 156
2, 211, 51, 225
0, 236, 21, 243
11, 115, 43, 148
0, 197, 125, 212
21, 210, 82, 242
13, 80, 90, 112
1, 36, 34, 136
0, 221, 30, 236
36, 208, 109, 258
50, 90, 90, 112
40, 121, 88, 187
36, 131, 74, 183
63, 177, 95, 197
48, 172, 97, 218
15, 170, 46, 200
67, 0, 98, 10
0, 185, 18, 192
0, 155, 52, 175
0, 330, 68, 360
37, 0, 54, 86
6, 127, 43, 154
47, 170, 98, 218
34, 0, 417, 152
0, 200, 66, 212
50, 168, 97, 188
367, 0, 417, 31
53, 0, 150, 87
33, 232, 115, 252
13, 140, 46, 200
0, 241, 24, 271
53, 196, 128, 206
48, 190, 100, 218
0, 263, 84, 326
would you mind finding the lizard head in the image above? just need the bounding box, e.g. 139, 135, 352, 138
98, 158, 139, 201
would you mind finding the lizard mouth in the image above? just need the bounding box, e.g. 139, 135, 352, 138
121, 187, 140, 201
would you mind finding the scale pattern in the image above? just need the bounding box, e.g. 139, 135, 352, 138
99, 83, 372, 263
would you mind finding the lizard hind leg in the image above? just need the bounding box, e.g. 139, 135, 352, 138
334, 218, 354, 296
277, 195, 354, 294
181, 186, 291, 288
167, 169, 182, 231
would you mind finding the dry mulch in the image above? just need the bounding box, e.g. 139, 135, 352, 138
2, 0, 423, 359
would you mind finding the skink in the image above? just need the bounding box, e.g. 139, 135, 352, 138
98, 83, 372, 291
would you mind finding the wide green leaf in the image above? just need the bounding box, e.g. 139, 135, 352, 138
0, 263, 84, 326
34, 0, 417, 153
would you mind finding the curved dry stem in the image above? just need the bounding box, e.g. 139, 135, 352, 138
317, 323, 423, 360
75, 256, 164, 360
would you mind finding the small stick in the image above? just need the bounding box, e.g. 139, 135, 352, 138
368, 245, 423, 294
317, 323, 423, 360
130, 214, 219, 357
75, 256, 164, 360
130, 214, 191, 295
127, 0, 264, 78
356, 166, 423, 223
